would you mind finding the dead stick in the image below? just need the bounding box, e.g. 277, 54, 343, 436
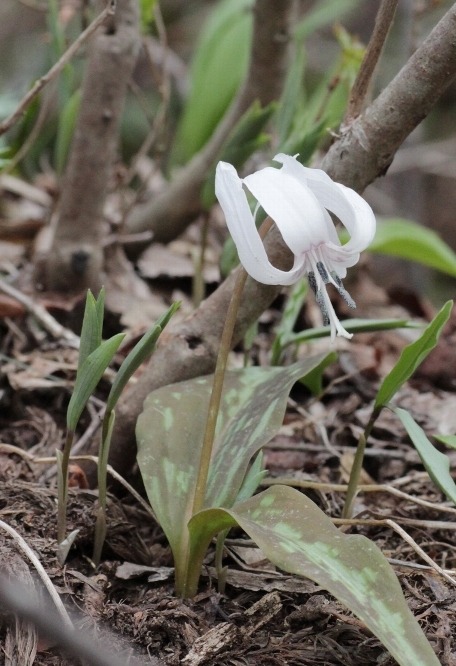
0, 279, 79, 346
0, 0, 116, 137
343, 0, 400, 125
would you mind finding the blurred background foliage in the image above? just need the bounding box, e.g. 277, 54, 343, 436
0, 0, 456, 303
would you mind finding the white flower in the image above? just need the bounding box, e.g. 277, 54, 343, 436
215, 153, 376, 340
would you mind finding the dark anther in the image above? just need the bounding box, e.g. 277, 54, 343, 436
307, 271, 317, 295
316, 262, 329, 283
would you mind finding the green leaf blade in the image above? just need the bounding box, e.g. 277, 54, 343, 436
188, 486, 440, 666
393, 407, 456, 505
67, 333, 125, 431
77, 290, 101, 374
136, 354, 333, 569
106, 302, 180, 413
369, 218, 456, 277
374, 301, 452, 408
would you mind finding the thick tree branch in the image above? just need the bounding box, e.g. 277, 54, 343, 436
124, 0, 295, 247
45, 0, 141, 292
324, 2, 456, 190
102, 2, 456, 481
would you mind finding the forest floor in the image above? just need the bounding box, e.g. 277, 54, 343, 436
1, 207, 456, 665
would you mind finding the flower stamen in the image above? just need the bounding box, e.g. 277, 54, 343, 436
330, 271, 356, 309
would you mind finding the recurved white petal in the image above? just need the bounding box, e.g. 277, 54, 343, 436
273, 153, 376, 256
215, 162, 305, 285
243, 167, 328, 255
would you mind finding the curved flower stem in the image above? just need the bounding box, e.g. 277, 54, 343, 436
191, 218, 273, 517
342, 407, 382, 518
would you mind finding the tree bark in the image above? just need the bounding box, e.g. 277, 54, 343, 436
45, 0, 141, 293
95, 2, 456, 483
124, 0, 295, 249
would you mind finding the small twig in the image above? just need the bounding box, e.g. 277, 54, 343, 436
0, 444, 157, 522
261, 477, 456, 516
0, 279, 80, 346
343, 0, 400, 125
0, 520, 73, 628
0, 1, 116, 137
0, 577, 147, 666
332, 516, 456, 586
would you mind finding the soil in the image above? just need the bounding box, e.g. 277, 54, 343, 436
1, 282, 456, 666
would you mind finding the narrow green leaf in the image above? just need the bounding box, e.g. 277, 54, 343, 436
294, 0, 359, 40
271, 278, 308, 365
188, 486, 439, 666
77, 290, 100, 374
67, 334, 125, 431
434, 434, 456, 450
393, 407, 456, 506
369, 218, 456, 278
95, 286, 105, 337
299, 351, 337, 396
54, 88, 81, 175
234, 451, 266, 504
284, 317, 423, 348
106, 302, 179, 413
375, 301, 452, 408
201, 101, 276, 209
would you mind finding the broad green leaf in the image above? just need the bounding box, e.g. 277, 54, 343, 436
187, 486, 439, 666
77, 290, 102, 374
284, 317, 423, 347
370, 218, 456, 278
172, 0, 253, 165
67, 334, 125, 431
106, 302, 179, 413
136, 354, 332, 575
393, 407, 456, 505
374, 301, 452, 409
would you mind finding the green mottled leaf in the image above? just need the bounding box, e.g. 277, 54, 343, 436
187, 486, 439, 666
370, 218, 456, 277
375, 302, 452, 409
136, 353, 332, 583
106, 302, 179, 413
393, 407, 456, 506
67, 334, 125, 431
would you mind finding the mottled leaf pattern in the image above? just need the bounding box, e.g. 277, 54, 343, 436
187, 486, 440, 666
136, 353, 332, 563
